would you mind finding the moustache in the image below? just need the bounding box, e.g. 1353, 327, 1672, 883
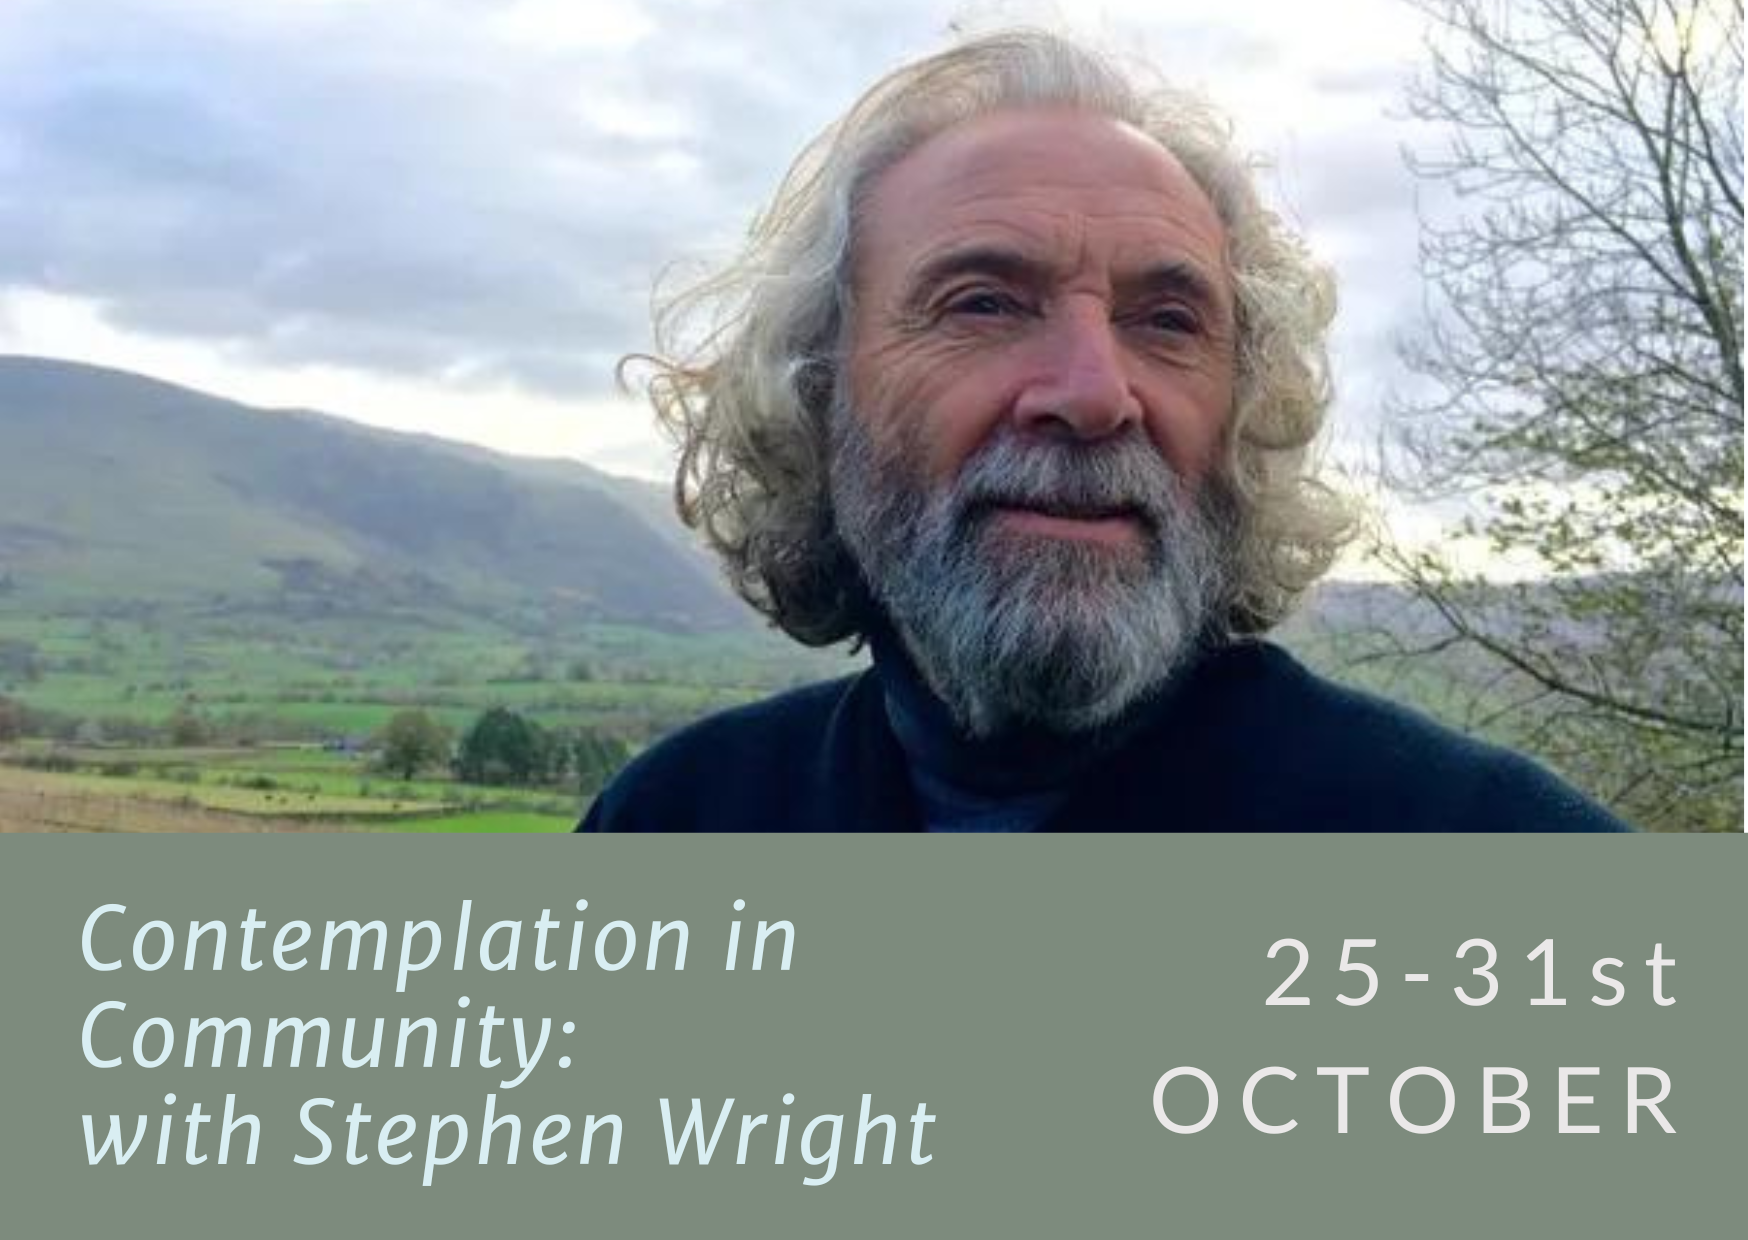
945, 433, 1191, 537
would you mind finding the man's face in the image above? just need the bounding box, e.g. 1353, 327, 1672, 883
832, 107, 1239, 736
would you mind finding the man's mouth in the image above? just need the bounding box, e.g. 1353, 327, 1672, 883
980, 499, 1149, 547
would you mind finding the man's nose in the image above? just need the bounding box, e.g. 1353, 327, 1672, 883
1011, 300, 1142, 440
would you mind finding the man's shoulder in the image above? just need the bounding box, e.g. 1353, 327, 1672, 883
578, 673, 874, 833
1164, 641, 1633, 832
1223, 641, 1485, 754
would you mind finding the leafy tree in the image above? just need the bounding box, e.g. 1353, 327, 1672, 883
166, 704, 211, 748
454, 707, 546, 786
567, 727, 633, 795
375, 709, 452, 780
1382, 0, 1742, 829
0, 694, 22, 744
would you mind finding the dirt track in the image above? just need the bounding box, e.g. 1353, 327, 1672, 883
0, 785, 355, 833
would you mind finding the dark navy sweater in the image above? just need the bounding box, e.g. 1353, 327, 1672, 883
577, 639, 1632, 833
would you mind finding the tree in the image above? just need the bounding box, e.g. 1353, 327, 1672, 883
0, 694, 22, 744
454, 707, 547, 786
1382, 0, 1742, 829
375, 709, 451, 780
166, 703, 211, 748
566, 727, 633, 796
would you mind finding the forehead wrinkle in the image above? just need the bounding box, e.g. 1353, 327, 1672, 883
898, 214, 1230, 320
855, 110, 1232, 315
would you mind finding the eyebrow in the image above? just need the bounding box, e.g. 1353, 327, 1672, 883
901, 244, 1053, 307
901, 243, 1229, 321
1113, 261, 1228, 322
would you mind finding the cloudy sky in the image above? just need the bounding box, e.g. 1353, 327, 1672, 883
0, 0, 1439, 488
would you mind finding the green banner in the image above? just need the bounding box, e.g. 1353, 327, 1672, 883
2, 835, 1741, 1237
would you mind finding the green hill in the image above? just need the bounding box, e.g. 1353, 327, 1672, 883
0, 355, 739, 629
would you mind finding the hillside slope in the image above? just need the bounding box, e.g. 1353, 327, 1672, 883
0, 356, 738, 628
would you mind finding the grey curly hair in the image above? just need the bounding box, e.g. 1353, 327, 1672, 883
628, 28, 1353, 645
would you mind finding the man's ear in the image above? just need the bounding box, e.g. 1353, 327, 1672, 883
792, 354, 837, 425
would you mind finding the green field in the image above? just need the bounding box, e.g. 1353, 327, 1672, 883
2, 589, 1728, 833
0, 594, 1537, 835
0, 755, 584, 833
0, 608, 850, 742
0, 599, 864, 833
0, 595, 1477, 834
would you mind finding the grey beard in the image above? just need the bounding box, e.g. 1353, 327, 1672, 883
829, 405, 1233, 738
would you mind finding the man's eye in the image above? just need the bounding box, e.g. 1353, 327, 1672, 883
1144, 305, 1201, 335
944, 289, 1019, 317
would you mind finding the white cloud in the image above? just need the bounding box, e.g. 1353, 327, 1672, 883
0, 287, 672, 477
0, 0, 1438, 502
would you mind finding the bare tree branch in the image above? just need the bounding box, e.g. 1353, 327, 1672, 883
1372, 0, 1741, 831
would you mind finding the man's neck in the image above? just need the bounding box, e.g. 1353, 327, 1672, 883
866, 618, 1184, 809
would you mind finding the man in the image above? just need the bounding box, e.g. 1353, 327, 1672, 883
580, 30, 1629, 833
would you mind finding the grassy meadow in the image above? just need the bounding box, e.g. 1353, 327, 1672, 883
0, 587, 1510, 835
3, 582, 1714, 832
0, 598, 859, 833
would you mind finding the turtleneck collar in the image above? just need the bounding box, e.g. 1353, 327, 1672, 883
866, 613, 1185, 805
